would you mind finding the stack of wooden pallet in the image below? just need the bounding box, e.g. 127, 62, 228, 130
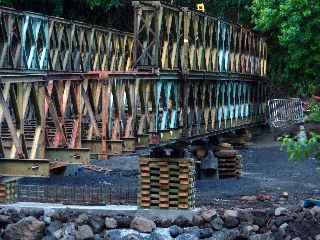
0, 177, 19, 203
138, 156, 195, 209
214, 143, 241, 179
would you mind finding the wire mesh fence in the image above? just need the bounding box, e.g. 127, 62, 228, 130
16, 183, 138, 205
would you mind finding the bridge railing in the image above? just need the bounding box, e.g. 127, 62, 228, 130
133, 1, 267, 76
0, 7, 134, 72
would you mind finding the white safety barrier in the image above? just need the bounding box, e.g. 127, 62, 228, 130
267, 98, 304, 129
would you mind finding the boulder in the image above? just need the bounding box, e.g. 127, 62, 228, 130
0, 215, 11, 227
249, 232, 274, 240
75, 225, 94, 240
210, 217, 224, 230
3, 216, 45, 240
310, 206, 320, 216
199, 228, 213, 238
75, 214, 89, 225
104, 229, 122, 240
192, 215, 204, 226
209, 229, 240, 240
176, 233, 199, 240
200, 209, 217, 222
130, 216, 156, 233
173, 215, 192, 227
223, 215, 240, 228
63, 223, 77, 237
183, 226, 200, 237
224, 210, 239, 218
121, 233, 143, 240
89, 216, 105, 233
169, 225, 183, 238
105, 217, 117, 229
114, 215, 133, 228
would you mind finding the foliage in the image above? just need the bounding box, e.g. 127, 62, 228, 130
279, 132, 320, 161
251, 0, 320, 97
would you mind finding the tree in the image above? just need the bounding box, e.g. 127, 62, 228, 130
251, 0, 320, 97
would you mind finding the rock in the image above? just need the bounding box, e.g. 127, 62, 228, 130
54, 229, 63, 239
169, 225, 183, 238
240, 225, 256, 238
75, 225, 94, 240
75, 214, 89, 225
149, 231, 166, 240
238, 210, 254, 224
273, 215, 293, 226
43, 216, 51, 225
89, 216, 105, 233
104, 229, 122, 240
200, 209, 217, 222
310, 206, 320, 216
46, 220, 63, 237
275, 223, 288, 239
0, 215, 11, 227
3, 216, 45, 240
249, 232, 274, 240
223, 215, 240, 228
210, 217, 224, 230
160, 218, 172, 228
42, 236, 57, 240
152, 228, 172, 240
209, 229, 240, 240
183, 226, 200, 237
114, 215, 133, 228
64, 223, 77, 237
275, 207, 288, 216
176, 233, 199, 240
292, 238, 301, 240
130, 216, 156, 233
192, 215, 204, 226
199, 228, 213, 238
121, 233, 143, 240
315, 234, 320, 240
173, 215, 192, 227
105, 217, 117, 229
224, 210, 239, 218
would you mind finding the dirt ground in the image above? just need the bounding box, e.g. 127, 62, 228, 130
19, 128, 320, 207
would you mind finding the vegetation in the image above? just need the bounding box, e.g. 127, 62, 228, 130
251, 0, 320, 97
279, 101, 320, 161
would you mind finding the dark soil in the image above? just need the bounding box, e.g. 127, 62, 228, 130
18, 129, 320, 207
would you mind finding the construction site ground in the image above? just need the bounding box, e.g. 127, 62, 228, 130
17, 128, 320, 208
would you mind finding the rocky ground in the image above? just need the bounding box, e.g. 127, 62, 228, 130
1, 203, 320, 239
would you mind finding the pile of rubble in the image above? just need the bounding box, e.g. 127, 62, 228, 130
0, 203, 319, 239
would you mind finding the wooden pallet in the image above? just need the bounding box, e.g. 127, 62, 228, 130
138, 156, 195, 209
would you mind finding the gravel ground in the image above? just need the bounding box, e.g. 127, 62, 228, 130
19, 129, 320, 207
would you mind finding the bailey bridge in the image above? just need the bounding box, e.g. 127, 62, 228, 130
0, 1, 268, 177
